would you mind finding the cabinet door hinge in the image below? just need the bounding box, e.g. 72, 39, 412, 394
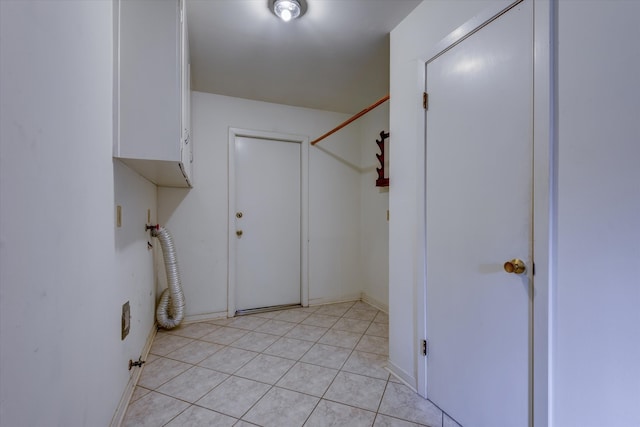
422, 339, 428, 356
423, 92, 428, 110
532, 262, 536, 276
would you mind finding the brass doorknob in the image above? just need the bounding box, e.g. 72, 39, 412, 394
504, 259, 526, 274
236, 230, 243, 237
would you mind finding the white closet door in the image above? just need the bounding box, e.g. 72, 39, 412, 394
425, 2, 533, 426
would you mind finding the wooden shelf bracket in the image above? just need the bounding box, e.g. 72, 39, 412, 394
376, 130, 390, 187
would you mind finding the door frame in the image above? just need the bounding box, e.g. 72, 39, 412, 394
227, 127, 309, 317
415, 1, 554, 426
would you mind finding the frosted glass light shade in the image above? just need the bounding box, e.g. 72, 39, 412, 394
273, 0, 301, 22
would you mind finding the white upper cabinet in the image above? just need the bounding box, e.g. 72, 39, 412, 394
114, 0, 192, 187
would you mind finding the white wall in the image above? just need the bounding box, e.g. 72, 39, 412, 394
389, 0, 500, 387
158, 92, 365, 318
0, 1, 115, 424
553, 1, 640, 425
113, 160, 158, 388
0, 2, 160, 425
359, 103, 390, 311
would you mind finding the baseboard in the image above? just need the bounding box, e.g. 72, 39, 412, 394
308, 294, 361, 307
386, 359, 417, 393
360, 292, 388, 313
110, 323, 158, 427
183, 310, 229, 323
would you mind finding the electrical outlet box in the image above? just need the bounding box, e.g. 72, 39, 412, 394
116, 205, 122, 227
121, 301, 130, 340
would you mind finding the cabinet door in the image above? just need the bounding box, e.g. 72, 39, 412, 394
118, 0, 181, 161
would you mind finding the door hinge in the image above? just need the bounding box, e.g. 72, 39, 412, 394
532, 262, 536, 276
423, 92, 428, 110
422, 339, 428, 356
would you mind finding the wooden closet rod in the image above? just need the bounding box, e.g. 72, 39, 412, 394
310, 94, 390, 145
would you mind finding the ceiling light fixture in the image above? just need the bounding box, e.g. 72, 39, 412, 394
271, 0, 306, 22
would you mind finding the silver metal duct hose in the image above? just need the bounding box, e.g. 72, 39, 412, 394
151, 226, 185, 329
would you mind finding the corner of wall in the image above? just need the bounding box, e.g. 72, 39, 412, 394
109, 323, 158, 427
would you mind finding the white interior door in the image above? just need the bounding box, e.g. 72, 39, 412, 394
234, 136, 301, 312
425, 2, 532, 426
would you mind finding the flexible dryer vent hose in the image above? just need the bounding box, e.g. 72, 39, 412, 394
151, 226, 185, 329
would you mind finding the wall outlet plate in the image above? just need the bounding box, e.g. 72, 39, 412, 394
121, 301, 130, 340
116, 205, 122, 228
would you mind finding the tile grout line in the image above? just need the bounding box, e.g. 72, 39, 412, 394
236, 303, 351, 424
372, 374, 391, 425
160, 400, 192, 427
236, 301, 357, 425
297, 302, 358, 426
212, 302, 345, 425
298, 303, 381, 424
230, 304, 348, 425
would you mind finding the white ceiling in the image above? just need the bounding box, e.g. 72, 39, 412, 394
187, 0, 421, 114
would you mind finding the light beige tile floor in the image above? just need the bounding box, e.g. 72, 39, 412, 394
122, 301, 460, 427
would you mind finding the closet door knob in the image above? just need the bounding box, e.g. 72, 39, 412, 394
504, 259, 526, 274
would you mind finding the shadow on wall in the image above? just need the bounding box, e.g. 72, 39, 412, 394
314, 130, 391, 195
155, 187, 190, 224
314, 144, 364, 172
